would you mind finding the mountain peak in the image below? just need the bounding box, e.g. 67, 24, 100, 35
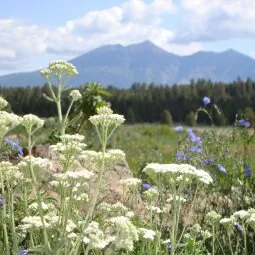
0, 41, 255, 87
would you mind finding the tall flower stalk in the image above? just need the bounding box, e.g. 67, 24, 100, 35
41, 61, 81, 135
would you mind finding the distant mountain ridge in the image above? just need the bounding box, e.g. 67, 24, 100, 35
1, 40, 255, 87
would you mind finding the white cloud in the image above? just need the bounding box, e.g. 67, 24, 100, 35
163, 42, 203, 56
177, 0, 255, 42
0, 0, 178, 73
1, 0, 255, 74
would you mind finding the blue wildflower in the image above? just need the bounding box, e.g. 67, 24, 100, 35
175, 126, 183, 132
198, 231, 203, 238
4, 137, 23, 156
176, 151, 188, 161
217, 164, 227, 174
19, 250, 29, 255
190, 146, 202, 153
0, 198, 4, 206
202, 159, 214, 165
190, 135, 202, 144
143, 183, 152, 190
203, 97, 211, 105
239, 119, 251, 128
235, 222, 243, 233
244, 165, 252, 178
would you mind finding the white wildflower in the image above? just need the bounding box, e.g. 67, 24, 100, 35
205, 211, 221, 225
41, 60, 78, 78
143, 188, 159, 202
83, 221, 110, 249
21, 114, 44, 131
107, 216, 139, 251
70, 90, 82, 101
0, 97, 8, 110
233, 210, 250, 220
139, 228, 156, 240
89, 106, 125, 127
120, 178, 142, 187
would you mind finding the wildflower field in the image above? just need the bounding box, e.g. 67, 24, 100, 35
1, 61, 255, 255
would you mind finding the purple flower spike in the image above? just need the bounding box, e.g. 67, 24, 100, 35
217, 164, 227, 174
143, 183, 152, 190
203, 97, 211, 105
189, 146, 202, 153
0, 198, 4, 206
175, 126, 183, 132
19, 250, 29, 255
235, 222, 243, 233
244, 165, 252, 178
239, 119, 251, 128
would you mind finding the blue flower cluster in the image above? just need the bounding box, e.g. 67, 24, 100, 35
238, 119, 251, 128
4, 137, 23, 156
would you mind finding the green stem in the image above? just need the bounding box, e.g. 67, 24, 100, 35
28, 128, 51, 252
227, 232, 234, 255
212, 225, 215, 255
1, 175, 10, 255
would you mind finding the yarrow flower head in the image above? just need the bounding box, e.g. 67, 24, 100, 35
203, 97, 211, 105
175, 126, 183, 132
120, 178, 142, 187
89, 106, 125, 128
0, 96, 8, 110
21, 114, 44, 131
70, 90, 82, 101
143, 163, 213, 185
40, 60, 78, 78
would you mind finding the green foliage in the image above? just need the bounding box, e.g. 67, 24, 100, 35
186, 111, 196, 126
160, 109, 173, 126
69, 82, 109, 133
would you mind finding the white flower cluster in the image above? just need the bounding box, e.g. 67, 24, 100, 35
21, 114, 44, 131
89, 106, 125, 127
79, 149, 125, 170
138, 228, 156, 240
166, 195, 187, 203
28, 201, 54, 213
60, 134, 85, 143
83, 221, 111, 249
54, 169, 94, 181
233, 210, 250, 220
98, 202, 129, 216
220, 217, 236, 229
107, 216, 139, 251
0, 161, 23, 186
120, 178, 142, 188
143, 188, 159, 202
0, 96, 8, 110
70, 90, 82, 101
0, 111, 22, 134
18, 156, 51, 173
205, 211, 221, 225
50, 134, 87, 167
40, 60, 78, 78
143, 163, 213, 185
145, 205, 167, 214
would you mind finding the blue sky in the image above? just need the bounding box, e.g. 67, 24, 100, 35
1, 0, 255, 75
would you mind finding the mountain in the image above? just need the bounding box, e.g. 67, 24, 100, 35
0, 41, 255, 87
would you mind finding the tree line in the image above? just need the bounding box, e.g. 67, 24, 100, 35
1, 78, 255, 126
